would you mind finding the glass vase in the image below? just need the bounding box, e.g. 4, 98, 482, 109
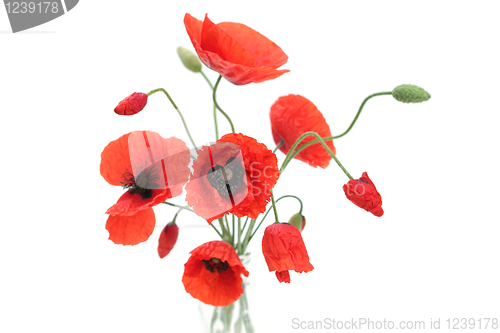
198, 252, 254, 333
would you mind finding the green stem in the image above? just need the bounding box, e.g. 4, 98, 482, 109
335, 91, 392, 139
240, 219, 256, 254
161, 201, 194, 212
250, 195, 303, 240
213, 75, 235, 133
146, 88, 197, 148
237, 217, 242, 254
270, 189, 279, 223
200, 71, 219, 140
284, 92, 392, 169
273, 140, 284, 154
280, 131, 353, 179
162, 202, 222, 238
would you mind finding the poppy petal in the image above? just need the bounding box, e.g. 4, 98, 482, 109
270, 94, 336, 168
105, 208, 155, 245
100, 133, 133, 186
158, 222, 179, 258
275, 271, 291, 283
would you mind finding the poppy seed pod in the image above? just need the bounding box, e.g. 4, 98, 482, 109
158, 222, 179, 258
288, 213, 305, 232
392, 84, 431, 103
177, 46, 202, 73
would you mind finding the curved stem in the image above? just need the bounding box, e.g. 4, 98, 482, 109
284, 92, 392, 167
146, 88, 197, 148
250, 195, 304, 240
334, 91, 392, 139
270, 189, 279, 223
280, 131, 352, 179
213, 75, 235, 133
200, 71, 219, 140
162, 202, 222, 238
273, 140, 284, 154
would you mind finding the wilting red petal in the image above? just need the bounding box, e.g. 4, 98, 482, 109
158, 222, 179, 258
105, 208, 155, 245
114, 92, 148, 115
182, 241, 249, 306
262, 223, 313, 283
184, 13, 289, 85
270, 94, 336, 168
185, 133, 279, 224
343, 172, 384, 217
275, 271, 291, 283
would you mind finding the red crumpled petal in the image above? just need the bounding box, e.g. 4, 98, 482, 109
270, 94, 336, 168
185, 133, 279, 224
275, 271, 291, 283
158, 222, 179, 258
343, 172, 384, 217
182, 241, 249, 306
262, 223, 313, 283
184, 14, 289, 85
105, 208, 155, 245
114, 92, 148, 115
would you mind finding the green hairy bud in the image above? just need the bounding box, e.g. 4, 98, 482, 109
392, 84, 431, 103
177, 46, 202, 73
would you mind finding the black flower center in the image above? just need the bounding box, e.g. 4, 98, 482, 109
206, 157, 246, 199
202, 257, 230, 273
121, 163, 161, 200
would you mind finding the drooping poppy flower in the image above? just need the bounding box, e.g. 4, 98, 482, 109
100, 131, 191, 245
184, 13, 289, 85
343, 172, 384, 217
262, 222, 314, 283
182, 240, 249, 306
270, 94, 336, 168
114, 92, 148, 115
158, 221, 179, 258
185, 133, 279, 224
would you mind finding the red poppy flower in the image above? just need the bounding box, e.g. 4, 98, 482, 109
182, 241, 249, 306
270, 94, 336, 168
114, 92, 148, 115
158, 222, 179, 258
100, 131, 191, 245
262, 222, 314, 283
343, 172, 384, 217
184, 13, 289, 85
185, 133, 279, 224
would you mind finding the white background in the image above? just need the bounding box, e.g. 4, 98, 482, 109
1, 1, 499, 332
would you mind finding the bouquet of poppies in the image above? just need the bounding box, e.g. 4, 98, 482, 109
100, 13, 430, 330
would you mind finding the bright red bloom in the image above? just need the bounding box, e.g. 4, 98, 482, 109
114, 92, 148, 115
343, 172, 384, 217
184, 13, 289, 85
158, 222, 179, 258
185, 133, 279, 224
262, 222, 314, 283
270, 94, 336, 168
100, 131, 191, 245
182, 241, 249, 306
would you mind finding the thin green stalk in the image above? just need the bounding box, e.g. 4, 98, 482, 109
213, 75, 235, 133
237, 217, 242, 254
162, 202, 222, 238
232, 214, 235, 246
270, 189, 279, 223
250, 195, 303, 240
280, 131, 352, 179
146, 88, 197, 148
200, 71, 219, 140
273, 140, 284, 154
240, 219, 256, 254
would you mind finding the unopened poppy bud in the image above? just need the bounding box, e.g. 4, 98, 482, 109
114, 92, 148, 115
392, 84, 431, 103
288, 213, 306, 232
158, 221, 179, 258
177, 46, 202, 73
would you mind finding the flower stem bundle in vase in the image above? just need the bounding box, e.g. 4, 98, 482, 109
99, 12, 431, 332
